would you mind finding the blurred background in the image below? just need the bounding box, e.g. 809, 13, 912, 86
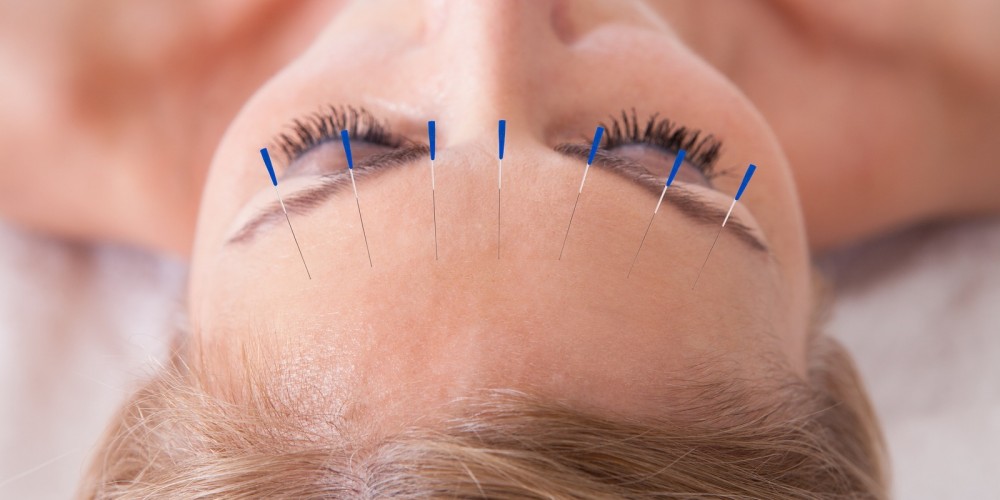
1, 2, 998, 498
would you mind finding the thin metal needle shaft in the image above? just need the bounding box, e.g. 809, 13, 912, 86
341, 130, 373, 268
692, 164, 757, 289
559, 190, 583, 260
431, 159, 438, 260
626, 214, 657, 278
428, 121, 439, 260
260, 147, 311, 279
626, 150, 684, 279
693, 197, 736, 288
349, 169, 373, 268
274, 186, 312, 279
560, 126, 604, 260
497, 120, 506, 260
498, 158, 502, 259
692, 225, 725, 289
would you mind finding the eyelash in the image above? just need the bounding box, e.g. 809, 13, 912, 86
601, 109, 723, 179
275, 105, 404, 162
274, 106, 723, 179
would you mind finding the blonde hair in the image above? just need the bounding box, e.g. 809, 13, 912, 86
81, 327, 887, 499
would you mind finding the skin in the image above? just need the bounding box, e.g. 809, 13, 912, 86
190, 0, 811, 433
1, 1, 998, 433
2, 0, 998, 254
0, 0, 338, 254
655, 0, 1000, 250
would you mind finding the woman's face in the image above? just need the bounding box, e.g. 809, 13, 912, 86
189, 0, 812, 432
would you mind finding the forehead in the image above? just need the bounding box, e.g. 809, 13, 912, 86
203, 273, 790, 437
195, 155, 793, 430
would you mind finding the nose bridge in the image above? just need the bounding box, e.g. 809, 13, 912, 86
429, 0, 565, 142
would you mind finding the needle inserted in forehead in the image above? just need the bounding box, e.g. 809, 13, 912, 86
259, 147, 311, 279
558, 125, 604, 260
692, 163, 757, 289
626, 149, 687, 278
428, 120, 438, 260
340, 130, 373, 268
497, 119, 506, 259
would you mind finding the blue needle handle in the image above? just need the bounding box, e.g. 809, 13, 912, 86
588, 126, 604, 165
260, 148, 277, 186
428, 121, 436, 161
666, 149, 686, 186
498, 120, 506, 160
340, 130, 354, 169
735, 164, 757, 200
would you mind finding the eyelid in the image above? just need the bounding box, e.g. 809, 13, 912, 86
601, 109, 723, 177
555, 143, 709, 192
555, 143, 769, 252
227, 145, 429, 245
281, 140, 396, 179
296, 144, 430, 183
230, 142, 769, 254
608, 143, 712, 187
270, 105, 406, 169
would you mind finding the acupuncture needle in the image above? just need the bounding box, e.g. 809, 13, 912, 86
692, 163, 757, 289
428, 120, 438, 260
339, 130, 374, 268
558, 125, 604, 260
626, 149, 687, 278
259, 147, 311, 279
497, 119, 506, 259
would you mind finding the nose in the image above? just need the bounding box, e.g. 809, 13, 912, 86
423, 0, 572, 143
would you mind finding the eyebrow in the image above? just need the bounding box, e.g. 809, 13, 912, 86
227, 143, 769, 253
556, 144, 768, 252
228, 146, 429, 244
